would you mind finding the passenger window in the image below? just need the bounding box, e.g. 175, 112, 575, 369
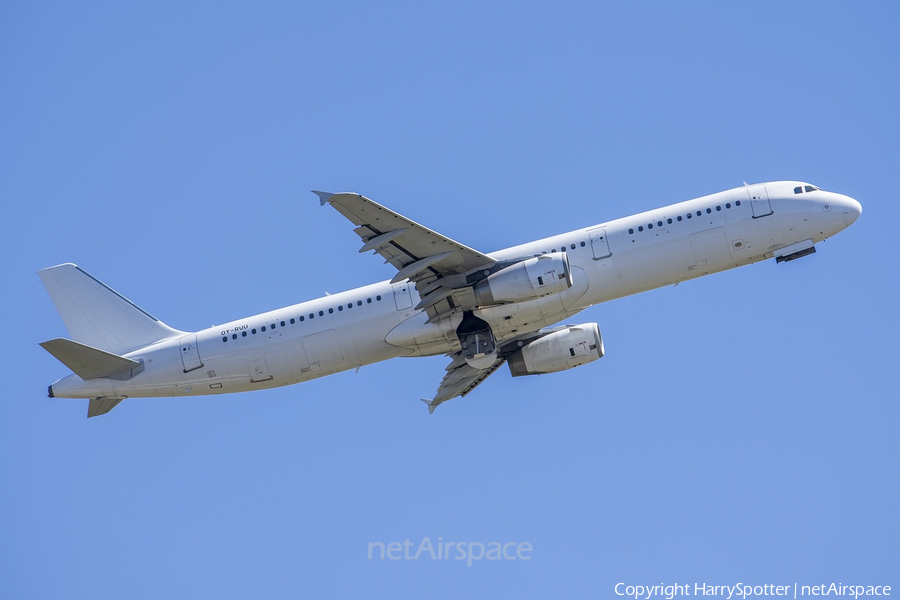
638, 226, 643, 231
794, 186, 803, 194
667, 219, 672, 224
309, 313, 314, 319
328, 308, 333, 314
261, 326, 266, 332
338, 305, 343, 311
580, 241, 585, 247
232, 334, 237, 339
706, 208, 711, 214
648, 223, 653, 229
376, 295, 382, 301
222, 336, 227, 342
271, 324, 276, 329
677, 216, 682, 221
687, 213, 692, 219
348, 303, 352, 309
242, 331, 247, 337
367, 298, 372, 303
736, 200, 741, 206
697, 211, 702, 216
551, 248, 556, 253
570, 244, 576, 249
716, 206, 721, 211
290, 318, 295, 324
804, 185, 816, 192
357, 300, 362, 306
726, 203, 731, 208
299, 316, 304, 322
318, 311, 324, 316
560, 247, 565, 252
657, 221, 663, 227
629, 228, 634, 234
252, 328, 257, 334
281, 321, 285, 327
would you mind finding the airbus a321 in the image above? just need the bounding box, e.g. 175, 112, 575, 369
40, 182, 861, 417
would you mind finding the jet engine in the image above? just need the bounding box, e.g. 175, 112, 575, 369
474, 254, 572, 306
507, 323, 604, 377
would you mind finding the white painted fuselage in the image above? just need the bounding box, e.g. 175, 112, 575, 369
48, 181, 861, 402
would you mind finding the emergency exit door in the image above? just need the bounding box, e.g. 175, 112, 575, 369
747, 184, 773, 218
393, 282, 413, 310
588, 229, 612, 259
178, 334, 203, 373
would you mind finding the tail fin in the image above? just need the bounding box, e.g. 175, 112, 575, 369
39, 263, 183, 355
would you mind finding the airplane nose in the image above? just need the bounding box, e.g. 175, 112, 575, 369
842, 195, 862, 227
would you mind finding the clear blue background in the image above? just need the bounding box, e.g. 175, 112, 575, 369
1, 1, 897, 598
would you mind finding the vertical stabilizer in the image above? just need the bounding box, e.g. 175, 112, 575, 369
39, 264, 184, 355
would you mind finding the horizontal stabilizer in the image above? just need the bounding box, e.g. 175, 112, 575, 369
88, 397, 126, 418
40, 338, 142, 380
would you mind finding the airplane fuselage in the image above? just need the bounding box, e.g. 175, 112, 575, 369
48, 181, 861, 402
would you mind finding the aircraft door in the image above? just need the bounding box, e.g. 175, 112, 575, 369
588, 228, 612, 259
747, 184, 773, 218
178, 334, 203, 373
392, 283, 413, 310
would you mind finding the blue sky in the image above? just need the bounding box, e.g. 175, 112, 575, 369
1, 1, 897, 598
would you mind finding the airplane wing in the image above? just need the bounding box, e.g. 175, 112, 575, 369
315, 191, 497, 321
419, 325, 574, 413
420, 352, 507, 414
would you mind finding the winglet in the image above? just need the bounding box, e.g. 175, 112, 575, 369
312, 190, 334, 206
420, 398, 439, 415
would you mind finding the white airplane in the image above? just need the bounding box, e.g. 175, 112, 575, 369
40, 182, 861, 417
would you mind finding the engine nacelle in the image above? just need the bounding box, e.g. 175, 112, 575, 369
474, 254, 572, 306
507, 323, 604, 377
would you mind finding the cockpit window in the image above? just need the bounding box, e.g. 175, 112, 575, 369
794, 184, 821, 194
